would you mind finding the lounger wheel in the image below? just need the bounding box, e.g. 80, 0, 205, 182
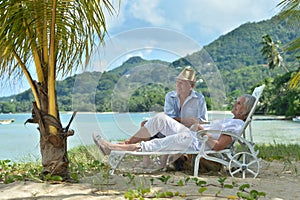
228, 152, 260, 178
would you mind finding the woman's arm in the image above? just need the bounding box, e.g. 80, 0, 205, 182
206, 134, 232, 151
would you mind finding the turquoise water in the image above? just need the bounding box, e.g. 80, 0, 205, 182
0, 112, 299, 162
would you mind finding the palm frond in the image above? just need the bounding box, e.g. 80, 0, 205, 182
285, 35, 300, 52
277, 0, 300, 20
0, 0, 117, 79
289, 70, 300, 89
261, 34, 287, 71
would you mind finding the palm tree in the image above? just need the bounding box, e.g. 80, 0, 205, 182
261, 34, 289, 72
277, 0, 300, 89
0, 0, 116, 179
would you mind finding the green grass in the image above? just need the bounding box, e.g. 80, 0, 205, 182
0, 145, 110, 184
0, 143, 300, 184
256, 143, 300, 161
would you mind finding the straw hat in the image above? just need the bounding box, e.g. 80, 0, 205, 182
176, 66, 196, 83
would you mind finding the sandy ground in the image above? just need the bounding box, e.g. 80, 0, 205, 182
0, 160, 300, 200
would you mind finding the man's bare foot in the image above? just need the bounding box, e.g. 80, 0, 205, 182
92, 133, 110, 155
99, 139, 111, 155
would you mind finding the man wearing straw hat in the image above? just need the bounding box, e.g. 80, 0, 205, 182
147, 66, 208, 167
164, 66, 208, 128
125, 66, 208, 143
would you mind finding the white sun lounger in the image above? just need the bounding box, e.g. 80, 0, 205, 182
108, 84, 265, 178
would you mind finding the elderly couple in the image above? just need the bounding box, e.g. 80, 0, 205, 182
93, 67, 256, 157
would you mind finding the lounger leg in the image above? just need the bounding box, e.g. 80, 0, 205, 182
109, 169, 115, 175
193, 154, 202, 177
160, 155, 169, 168
109, 152, 126, 175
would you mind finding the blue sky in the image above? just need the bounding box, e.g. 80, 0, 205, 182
0, 0, 282, 97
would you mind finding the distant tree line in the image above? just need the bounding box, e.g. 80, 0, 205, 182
0, 68, 299, 117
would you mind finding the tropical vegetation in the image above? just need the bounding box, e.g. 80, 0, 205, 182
0, 0, 117, 179
1, 143, 300, 183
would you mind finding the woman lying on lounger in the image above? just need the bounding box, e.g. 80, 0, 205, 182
93, 94, 256, 155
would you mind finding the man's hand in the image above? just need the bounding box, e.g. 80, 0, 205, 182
181, 117, 199, 127
190, 123, 205, 131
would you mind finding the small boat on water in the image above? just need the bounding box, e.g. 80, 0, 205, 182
292, 116, 300, 122
0, 119, 14, 125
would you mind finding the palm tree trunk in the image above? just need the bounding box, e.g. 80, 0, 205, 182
25, 84, 75, 179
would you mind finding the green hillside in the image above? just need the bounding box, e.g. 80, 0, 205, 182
0, 15, 299, 116
184, 15, 299, 94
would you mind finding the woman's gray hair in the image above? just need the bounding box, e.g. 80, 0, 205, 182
242, 94, 256, 114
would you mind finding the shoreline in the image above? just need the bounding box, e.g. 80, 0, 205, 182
0, 111, 292, 120
253, 116, 292, 120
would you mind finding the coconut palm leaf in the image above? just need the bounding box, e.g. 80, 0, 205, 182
261, 34, 288, 72
0, 0, 117, 178
276, 0, 300, 88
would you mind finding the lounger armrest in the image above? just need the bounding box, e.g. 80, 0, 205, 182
196, 130, 238, 140
196, 130, 210, 138
196, 130, 257, 154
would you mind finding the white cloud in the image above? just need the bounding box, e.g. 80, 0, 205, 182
181, 0, 282, 35
107, 0, 282, 45
128, 0, 165, 26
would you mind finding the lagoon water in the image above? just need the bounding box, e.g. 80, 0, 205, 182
0, 112, 299, 162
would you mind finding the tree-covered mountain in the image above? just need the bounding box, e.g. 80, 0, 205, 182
184, 15, 299, 94
1, 15, 299, 116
